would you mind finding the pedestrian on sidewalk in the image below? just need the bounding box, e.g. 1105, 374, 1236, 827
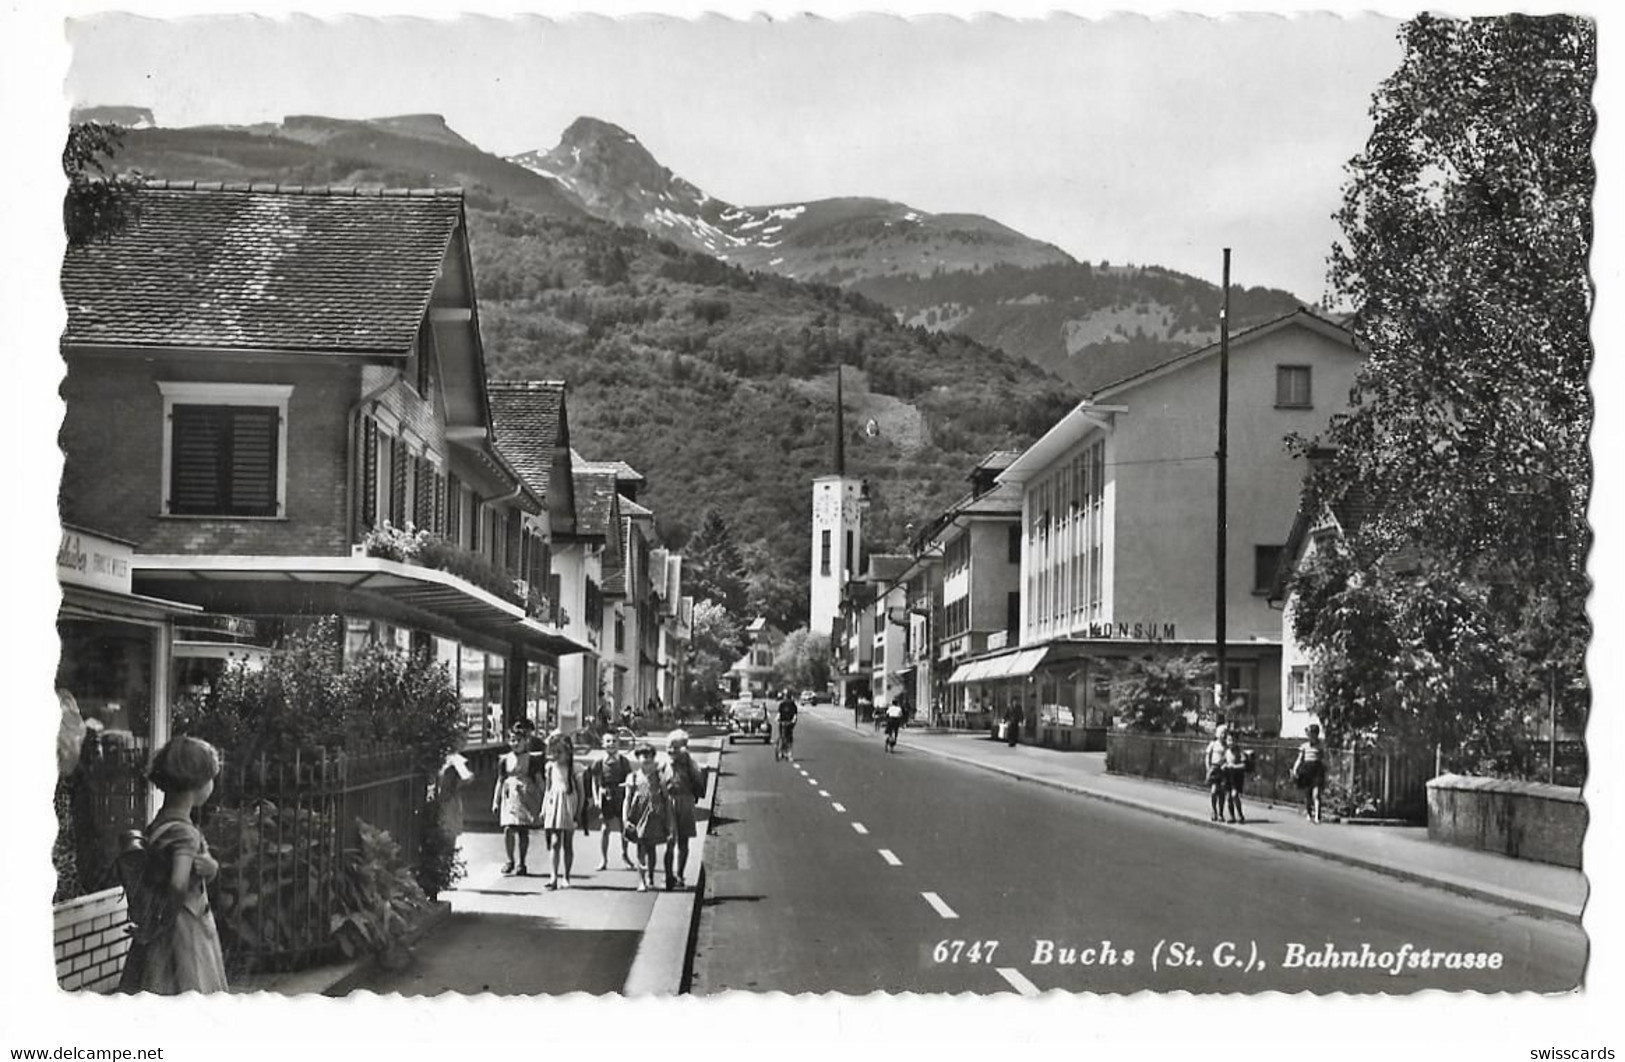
434, 735, 474, 842
116, 735, 228, 995
662, 730, 705, 891
1292, 724, 1327, 823
540, 730, 581, 889
1221, 730, 1250, 824
587, 733, 635, 870
623, 741, 670, 892
494, 720, 541, 876
1204, 724, 1229, 822
1004, 704, 1021, 747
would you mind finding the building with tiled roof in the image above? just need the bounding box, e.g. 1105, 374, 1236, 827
59, 181, 589, 750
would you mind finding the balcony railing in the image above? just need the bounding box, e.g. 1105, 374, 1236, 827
363, 521, 563, 623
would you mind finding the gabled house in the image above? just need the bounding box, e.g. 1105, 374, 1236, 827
924, 450, 1025, 730
563, 463, 620, 725
994, 307, 1364, 745
59, 182, 589, 754
862, 554, 914, 711
490, 379, 607, 732
729, 617, 785, 700
1269, 473, 1380, 739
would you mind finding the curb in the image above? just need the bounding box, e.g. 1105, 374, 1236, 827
621, 746, 719, 995
900, 738, 1585, 924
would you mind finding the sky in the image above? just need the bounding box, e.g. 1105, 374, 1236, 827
57, 11, 1406, 303
3, 1, 1622, 1059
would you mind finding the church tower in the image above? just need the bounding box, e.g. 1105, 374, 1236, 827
810, 366, 864, 639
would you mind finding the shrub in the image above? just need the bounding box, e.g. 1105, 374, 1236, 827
1109, 652, 1209, 733
330, 820, 430, 960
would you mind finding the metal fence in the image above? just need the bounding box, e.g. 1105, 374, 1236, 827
54, 743, 152, 903
205, 745, 428, 974
1105, 732, 1434, 822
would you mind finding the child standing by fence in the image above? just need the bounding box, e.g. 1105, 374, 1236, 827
493, 720, 541, 876
117, 735, 228, 995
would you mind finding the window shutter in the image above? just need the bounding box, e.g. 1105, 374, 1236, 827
228, 407, 279, 516
447, 475, 461, 543
414, 459, 432, 529
361, 416, 378, 530
434, 471, 446, 535
170, 405, 278, 516
390, 438, 407, 526
170, 406, 226, 514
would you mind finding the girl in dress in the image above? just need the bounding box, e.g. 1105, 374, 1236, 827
662, 730, 705, 891
621, 742, 670, 892
539, 731, 580, 889
492, 720, 540, 876
118, 735, 228, 995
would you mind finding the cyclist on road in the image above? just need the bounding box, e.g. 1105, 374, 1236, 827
776, 690, 799, 761
883, 700, 905, 753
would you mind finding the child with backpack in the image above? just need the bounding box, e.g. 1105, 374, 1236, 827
117, 735, 228, 994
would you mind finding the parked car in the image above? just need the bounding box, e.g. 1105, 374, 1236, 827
799, 689, 818, 704
728, 701, 772, 745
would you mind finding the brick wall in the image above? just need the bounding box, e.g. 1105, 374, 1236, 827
53, 888, 131, 993
60, 351, 364, 555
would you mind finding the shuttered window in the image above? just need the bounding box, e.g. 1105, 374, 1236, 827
361, 416, 379, 530
168, 404, 281, 517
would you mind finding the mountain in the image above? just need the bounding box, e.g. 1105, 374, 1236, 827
114, 114, 586, 220
510, 116, 1074, 284
82, 115, 1077, 631
510, 117, 1308, 389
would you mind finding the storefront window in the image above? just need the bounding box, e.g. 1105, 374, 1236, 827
55, 618, 160, 903
459, 649, 488, 745
56, 618, 156, 747
484, 653, 508, 739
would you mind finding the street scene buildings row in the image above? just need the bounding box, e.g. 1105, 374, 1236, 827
54, 183, 691, 988
820, 309, 1364, 748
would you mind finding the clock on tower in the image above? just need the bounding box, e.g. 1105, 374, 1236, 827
814, 491, 837, 525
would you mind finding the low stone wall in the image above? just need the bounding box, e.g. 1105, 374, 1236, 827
54, 887, 131, 992
1426, 774, 1586, 868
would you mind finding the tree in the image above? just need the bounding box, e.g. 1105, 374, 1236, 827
64, 122, 144, 247
1292, 15, 1593, 762
1108, 652, 1209, 733
772, 627, 832, 694
682, 509, 749, 616
683, 599, 745, 710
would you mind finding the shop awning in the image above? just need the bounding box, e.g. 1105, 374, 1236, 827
947, 646, 1051, 684
131, 554, 594, 657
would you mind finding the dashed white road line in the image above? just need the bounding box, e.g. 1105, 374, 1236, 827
921, 891, 959, 919
818, 790, 830, 798
997, 967, 1040, 996
851, 822, 869, 835
798, 769, 808, 776
878, 849, 902, 866
831, 802, 846, 813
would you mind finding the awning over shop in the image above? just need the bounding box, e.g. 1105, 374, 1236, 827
947, 646, 1051, 684
132, 554, 594, 657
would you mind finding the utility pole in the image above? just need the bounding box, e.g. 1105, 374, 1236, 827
1215, 248, 1231, 720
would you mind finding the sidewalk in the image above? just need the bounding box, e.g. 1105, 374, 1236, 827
237, 730, 720, 996
811, 707, 1588, 922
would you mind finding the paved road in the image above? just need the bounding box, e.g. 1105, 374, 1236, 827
692, 710, 1587, 994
